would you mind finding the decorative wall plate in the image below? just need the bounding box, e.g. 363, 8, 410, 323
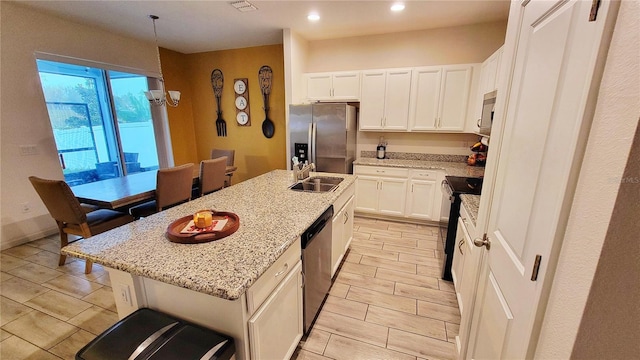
233, 78, 251, 126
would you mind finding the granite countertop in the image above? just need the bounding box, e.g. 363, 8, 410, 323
62, 170, 356, 301
459, 194, 481, 226
353, 158, 485, 178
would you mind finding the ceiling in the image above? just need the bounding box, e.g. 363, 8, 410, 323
15, 0, 511, 54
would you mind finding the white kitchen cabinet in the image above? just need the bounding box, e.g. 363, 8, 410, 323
452, 204, 482, 358
468, 46, 503, 133
360, 69, 412, 131
331, 183, 356, 278
248, 261, 303, 360
410, 64, 474, 132
331, 203, 345, 277
354, 165, 408, 216
342, 196, 354, 252
306, 71, 360, 101
405, 169, 442, 220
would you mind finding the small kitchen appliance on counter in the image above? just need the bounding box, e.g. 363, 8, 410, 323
440, 176, 483, 281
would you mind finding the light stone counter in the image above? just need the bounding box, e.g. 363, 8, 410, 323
62, 170, 356, 301
353, 158, 485, 178
460, 194, 481, 226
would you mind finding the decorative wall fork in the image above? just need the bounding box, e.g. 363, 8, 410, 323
211, 69, 226, 136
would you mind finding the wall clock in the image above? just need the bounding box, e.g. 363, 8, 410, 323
233, 78, 251, 126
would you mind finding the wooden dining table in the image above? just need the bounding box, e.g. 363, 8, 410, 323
72, 166, 237, 210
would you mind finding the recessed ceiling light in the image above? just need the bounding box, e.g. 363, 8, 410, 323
308, 12, 320, 21
391, 3, 405, 12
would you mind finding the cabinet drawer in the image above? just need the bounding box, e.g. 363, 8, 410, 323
410, 169, 441, 180
246, 238, 301, 314
354, 165, 409, 178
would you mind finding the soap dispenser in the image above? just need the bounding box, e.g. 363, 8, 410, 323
376, 137, 387, 159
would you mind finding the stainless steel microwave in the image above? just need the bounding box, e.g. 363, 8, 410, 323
479, 90, 497, 137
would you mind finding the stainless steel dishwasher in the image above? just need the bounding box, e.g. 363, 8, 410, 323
301, 206, 333, 334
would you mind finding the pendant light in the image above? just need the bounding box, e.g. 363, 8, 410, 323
144, 15, 180, 107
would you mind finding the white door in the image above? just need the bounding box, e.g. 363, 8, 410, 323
359, 71, 386, 130
355, 175, 379, 213
467, 1, 616, 359
409, 67, 441, 131
306, 73, 332, 100
383, 69, 412, 130
406, 179, 436, 220
332, 72, 360, 99
438, 65, 471, 131
378, 177, 407, 216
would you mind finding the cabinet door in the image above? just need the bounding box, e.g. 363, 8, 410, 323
406, 179, 436, 220
378, 177, 407, 216
342, 196, 355, 252
332, 72, 360, 100
306, 73, 332, 100
331, 206, 345, 278
438, 66, 472, 131
383, 69, 412, 130
410, 67, 441, 130
359, 71, 386, 130
248, 261, 303, 360
355, 175, 379, 213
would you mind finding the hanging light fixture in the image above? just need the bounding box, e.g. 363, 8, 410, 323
144, 15, 180, 107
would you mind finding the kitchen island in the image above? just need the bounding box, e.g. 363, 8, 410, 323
61, 169, 356, 360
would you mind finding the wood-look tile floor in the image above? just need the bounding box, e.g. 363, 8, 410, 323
0, 217, 459, 360
291, 217, 459, 360
0, 235, 117, 360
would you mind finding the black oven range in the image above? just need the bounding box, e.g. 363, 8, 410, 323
440, 176, 483, 281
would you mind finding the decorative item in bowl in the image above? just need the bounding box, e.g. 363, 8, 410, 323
193, 210, 213, 228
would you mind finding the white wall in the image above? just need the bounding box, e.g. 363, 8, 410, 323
0, 2, 159, 248
535, 1, 639, 357
306, 21, 506, 72
357, 131, 478, 156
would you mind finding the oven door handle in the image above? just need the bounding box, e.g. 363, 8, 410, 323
442, 180, 454, 203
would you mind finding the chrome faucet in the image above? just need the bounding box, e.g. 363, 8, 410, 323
293, 162, 315, 181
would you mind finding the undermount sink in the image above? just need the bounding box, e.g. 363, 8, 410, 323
289, 176, 344, 193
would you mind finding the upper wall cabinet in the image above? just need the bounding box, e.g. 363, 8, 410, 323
359, 69, 412, 131
409, 64, 474, 132
468, 46, 504, 133
305, 71, 361, 101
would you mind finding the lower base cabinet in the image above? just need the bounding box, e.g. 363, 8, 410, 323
108, 238, 303, 360
452, 206, 482, 358
355, 165, 443, 222
248, 261, 303, 360
331, 183, 356, 278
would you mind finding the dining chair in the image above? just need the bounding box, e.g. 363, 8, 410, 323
199, 157, 227, 197
211, 149, 236, 186
29, 176, 135, 274
129, 163, 195, 219
95, 161, 118, 180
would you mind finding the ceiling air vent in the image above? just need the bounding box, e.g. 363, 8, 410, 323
230, 1, 258, 12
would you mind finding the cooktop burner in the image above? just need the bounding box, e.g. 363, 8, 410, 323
445, 176, 483, 195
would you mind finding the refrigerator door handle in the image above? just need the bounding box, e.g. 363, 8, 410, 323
307, 122, 313, 165
311, 123, 317, 165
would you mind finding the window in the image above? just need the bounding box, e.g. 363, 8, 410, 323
36, 59, 162, 185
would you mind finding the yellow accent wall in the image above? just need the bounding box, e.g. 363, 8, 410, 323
161, 45, 287, 184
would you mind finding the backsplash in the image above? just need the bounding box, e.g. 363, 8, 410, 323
360, 151, 467, 163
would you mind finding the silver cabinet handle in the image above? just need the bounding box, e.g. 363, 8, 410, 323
458, 238, 465, 255
275, 263, 289, 277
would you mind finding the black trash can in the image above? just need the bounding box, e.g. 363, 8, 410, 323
76, 308, 235, 360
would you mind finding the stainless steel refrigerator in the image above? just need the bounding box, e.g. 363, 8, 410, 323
289, 103, 357, 174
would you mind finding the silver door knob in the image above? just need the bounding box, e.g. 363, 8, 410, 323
473, 236, 491, 250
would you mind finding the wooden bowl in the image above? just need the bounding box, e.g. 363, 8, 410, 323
166, 211, 240, 244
